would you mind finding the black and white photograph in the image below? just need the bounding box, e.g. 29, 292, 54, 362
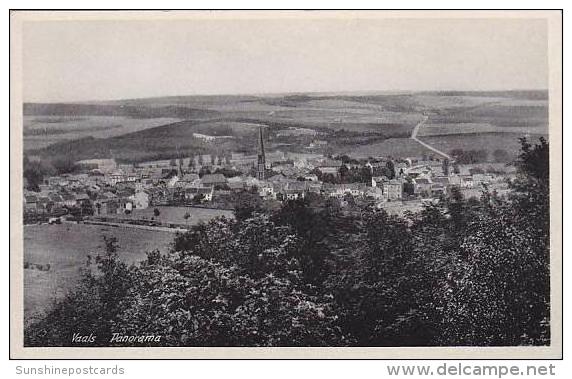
9, 10, 562, 359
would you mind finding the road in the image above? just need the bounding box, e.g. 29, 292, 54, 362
410, 115, 452, 160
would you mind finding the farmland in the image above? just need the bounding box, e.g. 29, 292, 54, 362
349, 137, 436, 159
421, 132, 548, 158
24, 223, 175, 324
24, 115, 184, 150
24, 90, 549, 162
103, 206, 234, 225
24, 206, 234, 323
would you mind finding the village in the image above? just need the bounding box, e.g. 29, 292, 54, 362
23, 126, 517, 229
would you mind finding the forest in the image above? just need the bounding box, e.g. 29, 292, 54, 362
24, 138, 550, 347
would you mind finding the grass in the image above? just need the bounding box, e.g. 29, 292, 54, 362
24, 90, 549, 162
348, 137, 436, 159
24, 207, 234, 323
104, 206, 234, 225
418, 122, 547, 137
421, 133, 547, 158
24, 116, 184, 151
24, 223, 175, 324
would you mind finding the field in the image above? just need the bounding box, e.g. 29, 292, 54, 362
104, 206, 234, 225
24, 223, 175, 324
24, 90, 549, 162
24, 116, 183, 151
421, 132, 547, 158
348, 138, 436, 159
24, 207, 234, 323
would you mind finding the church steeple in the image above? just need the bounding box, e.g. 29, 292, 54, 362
257, 126, 266, 180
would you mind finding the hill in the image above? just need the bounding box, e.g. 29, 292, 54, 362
24, 90, 549, 162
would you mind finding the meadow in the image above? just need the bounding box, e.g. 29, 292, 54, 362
24, 223, 175, 324
24, 115, 183, 150
24, 207, 234, 323
421, 132, 548, 158
24, 90, 549, 162
104, 206, 234, 225
349, 138, 435, 158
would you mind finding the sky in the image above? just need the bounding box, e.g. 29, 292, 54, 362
21, 16, 548, 102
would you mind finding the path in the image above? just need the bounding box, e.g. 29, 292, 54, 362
410, 115, 453, 160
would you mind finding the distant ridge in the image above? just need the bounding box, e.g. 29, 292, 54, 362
23, 103, 219, 119
24, 89, 549, 107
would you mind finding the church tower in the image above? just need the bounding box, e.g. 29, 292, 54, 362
257, 126, 266, 180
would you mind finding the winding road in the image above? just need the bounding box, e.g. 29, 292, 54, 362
410, 115, 452, 160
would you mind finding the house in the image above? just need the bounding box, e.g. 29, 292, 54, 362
227, 181, 245, 192
293, 158, 312, 169
303, 174, 319, 182
371, 176, 388, 188
116, 188, 135, 199
24, 195, 38, 212
86, 183, 101, 192
278, 181, 308, 201
394, 162, 409, 178
184, 186, 214, 202
448, 175, 462, 186
76, 158, 117, 173
407, 166, 433, 178
104, 200, 121, 215
413, 178, 432, 195
75, 193, 91, 207
432, 176, 451, 186
47, 176, 68, 187
316, 159, 343, 176
283, 189, 305, 201
364, 186, 385, 200
61, 193, 76, 207
124, 200, 134, 213
382, 179, 403, 200
308, 139, 328, 149
271, 162, 295, 174
431, 183, 447, 196
108, 170, 125, 185
472, 174, 493, 186
325, 184, 346, 199
48, 193, 64, 208
93, 194, 112, 215
37, 196, 53, 213
265, 152, 286, 166
167, 175, 179, 188
115, 197, 133, 214
103, 191, 118, 200
365, 160, 388, 172
38, 184, 51, 192
341, 183, 364, 197
307, 182, 323, 194
258, 182, 276, 199
200, 174, 227, 187
285, 181, 307, 192
129, 191, 150, 210
214, 189, 231, 197
178, 173, 200, 186
242, 176, 263, 190
144, 188, 167, 205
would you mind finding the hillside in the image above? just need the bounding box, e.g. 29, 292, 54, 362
24, 90, 549, 162
24, 103, 219, 119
